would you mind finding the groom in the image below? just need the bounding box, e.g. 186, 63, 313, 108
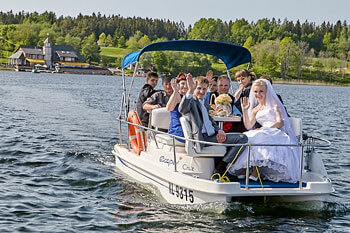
178, 74, 248, 173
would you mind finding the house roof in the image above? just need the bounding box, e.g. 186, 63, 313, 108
8, 45, 86, 63
20, 46, 43, 55
8, 50, 23, 59
56, 50, 78, 58
52, 45, 85, 62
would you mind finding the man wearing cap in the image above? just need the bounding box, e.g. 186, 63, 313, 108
142, 76, 174, 125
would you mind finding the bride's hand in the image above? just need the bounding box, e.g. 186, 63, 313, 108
241, 97, 250, 111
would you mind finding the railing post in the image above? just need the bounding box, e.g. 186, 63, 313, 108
172, 137, 177, 172
299, 144, 304, 189
245, 145, 251, 189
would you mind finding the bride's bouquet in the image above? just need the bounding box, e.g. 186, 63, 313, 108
209, 94, 232, 117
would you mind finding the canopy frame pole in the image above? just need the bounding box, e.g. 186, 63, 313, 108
118, 68, 127, 145
299, 144, 304, 189
126, 62, 139, 115
244, 145, 251, 190
226, 68, 234, 94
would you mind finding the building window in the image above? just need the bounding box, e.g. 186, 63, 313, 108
66, 57, 72, 62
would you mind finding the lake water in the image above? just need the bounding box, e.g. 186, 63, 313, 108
0, 70, 349, 232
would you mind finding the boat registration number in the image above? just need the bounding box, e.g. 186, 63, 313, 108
168, 182, 194, 203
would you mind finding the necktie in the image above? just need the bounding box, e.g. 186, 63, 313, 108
199, 99, 215, 136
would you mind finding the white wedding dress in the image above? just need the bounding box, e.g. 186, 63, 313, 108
228, 108, 301, 183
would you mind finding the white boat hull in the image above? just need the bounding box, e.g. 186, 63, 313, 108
113, 144, 334, 205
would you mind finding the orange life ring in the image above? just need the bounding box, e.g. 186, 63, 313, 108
127, 110, 146, 155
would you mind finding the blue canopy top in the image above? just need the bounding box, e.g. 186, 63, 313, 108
122, 40, 251, 69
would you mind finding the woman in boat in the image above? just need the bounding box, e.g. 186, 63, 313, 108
166, 72, 189, 143
233, 69, 256, 115
259, 75, 290, 117
228, 79, 300, 183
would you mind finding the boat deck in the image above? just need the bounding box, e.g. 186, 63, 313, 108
239, 180, 307, 188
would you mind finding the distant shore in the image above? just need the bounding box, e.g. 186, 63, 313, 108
1, 66, 348, 86
272, 78, 349, 87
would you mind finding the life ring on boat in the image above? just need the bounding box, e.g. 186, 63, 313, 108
127, 110, 146, 155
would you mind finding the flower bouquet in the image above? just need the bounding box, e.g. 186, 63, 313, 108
209, 94, 232, 117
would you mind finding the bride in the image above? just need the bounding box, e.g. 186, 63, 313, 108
228, 79, 300, 183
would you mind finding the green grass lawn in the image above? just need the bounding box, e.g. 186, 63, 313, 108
100, 47, 132, 58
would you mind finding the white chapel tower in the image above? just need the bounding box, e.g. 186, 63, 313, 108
43, 34, 52, 69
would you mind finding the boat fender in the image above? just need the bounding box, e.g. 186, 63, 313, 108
127, 110, 146, 155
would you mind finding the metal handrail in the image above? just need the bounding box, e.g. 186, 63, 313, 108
118, 118, 332, 189
118, 118, 331, 148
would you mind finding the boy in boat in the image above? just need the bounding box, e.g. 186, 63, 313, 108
142, 75, 174, 126
137, 71, 159, 127
178, 75, 248, 175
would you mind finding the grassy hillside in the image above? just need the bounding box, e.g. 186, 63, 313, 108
100, 47, 132, 67
100, 47, 132, 58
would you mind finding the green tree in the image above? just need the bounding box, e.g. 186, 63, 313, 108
55, 36, 65, 45
278, 37, 299, 79
296, 41, 309, 79
338, 27, 350, 58
322, 32, 331, 51
243, 36, 254, 49
126, 36, 139, 50
115, 57, 122, 67
139, 52, 152, 70
189, 18, 224, 41
7, 24, 41, 47
133, 30, 143, 41
138, 35, 151, 48
97, 32, 106, 46
65, 34, 81, 52
265, 53, 278, 75
38, 27, 57, 45
105, 34, 113, 47
81, 33, 100, 63
117, 36, 126, 48
250, 39, 279, 75
152, 51, 167, 72
230, 19, 251, 45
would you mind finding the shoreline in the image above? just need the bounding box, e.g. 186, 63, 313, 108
1, 67, 348, 86
272, 78, 349, 87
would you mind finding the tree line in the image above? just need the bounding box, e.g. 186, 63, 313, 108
1, 11, 350, 83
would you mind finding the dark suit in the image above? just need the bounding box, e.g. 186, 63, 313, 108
178, 94, 248, 164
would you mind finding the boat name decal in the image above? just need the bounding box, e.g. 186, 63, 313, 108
168, 182, 194, 203
182, 164, 195, 171
159, 156, 180, 167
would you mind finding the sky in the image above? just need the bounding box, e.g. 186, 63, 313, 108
1, 0, 349, 26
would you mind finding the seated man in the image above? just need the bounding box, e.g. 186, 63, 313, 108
178, 75, 248, 174
136, 71, 159, 127
143, 75, 174, 126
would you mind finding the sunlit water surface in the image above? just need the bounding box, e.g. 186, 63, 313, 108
0, 71, 349, 232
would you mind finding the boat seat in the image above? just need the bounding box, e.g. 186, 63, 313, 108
180, 116, 226, 157
155, 134, 185, 146
290, 117, 302, 142
151, 107, 185, 147
151, 107, 171, 130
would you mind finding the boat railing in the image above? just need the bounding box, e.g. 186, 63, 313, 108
117, 118, 331, 189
